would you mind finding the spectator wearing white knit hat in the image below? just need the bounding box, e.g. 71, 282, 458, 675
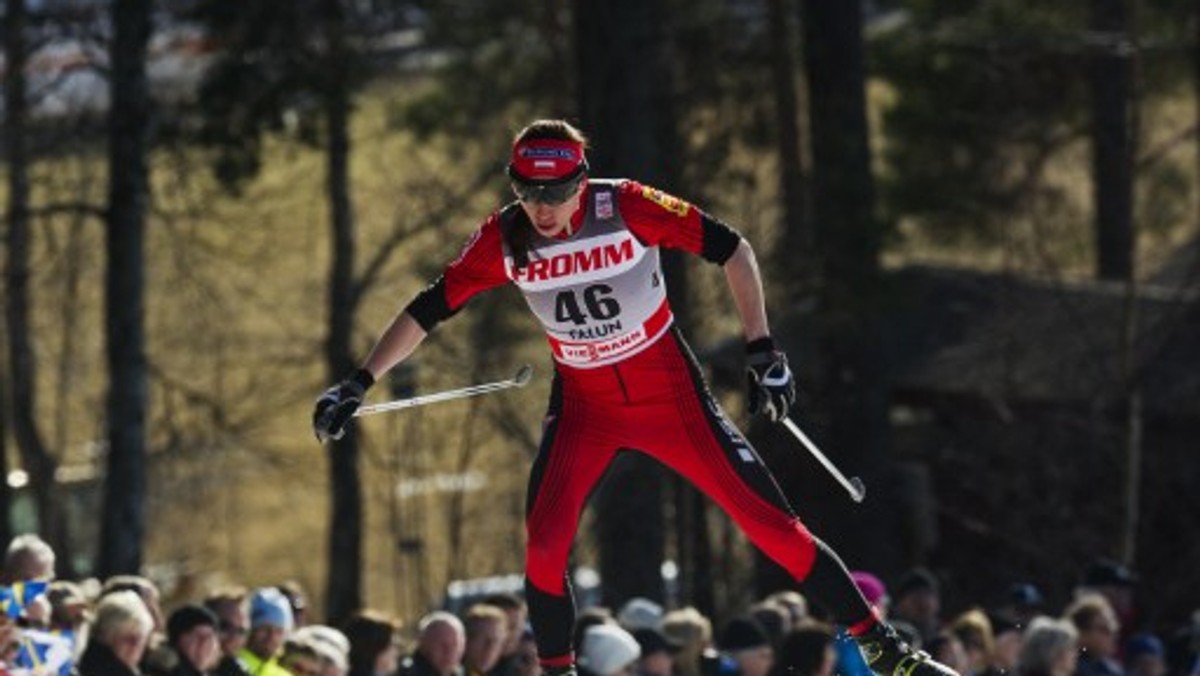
295, 624, 350, 676
579, 624, 641, 676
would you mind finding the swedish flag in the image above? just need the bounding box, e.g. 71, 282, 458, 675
0, 579, 49, 619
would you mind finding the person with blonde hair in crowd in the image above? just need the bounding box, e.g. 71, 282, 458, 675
661, 607, 724, 676
1017, 617, 1078, 676
950, 609, 996, 676
79, 589, 156, 676
482, 593, 529, 676
1066, 594, 1123, 676
463, 605, 510, 676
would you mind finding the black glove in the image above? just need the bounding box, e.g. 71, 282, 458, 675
746, 337, 796, 423
313, 369, 375, 442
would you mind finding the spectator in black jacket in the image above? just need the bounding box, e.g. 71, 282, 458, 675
168, 604, 221, 676
79, 590, 155, 676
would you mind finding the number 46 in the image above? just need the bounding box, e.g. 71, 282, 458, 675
554, 284, 620, 325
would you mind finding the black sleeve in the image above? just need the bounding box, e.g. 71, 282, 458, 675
700, 212, 743, 265
404, 277, 460, 332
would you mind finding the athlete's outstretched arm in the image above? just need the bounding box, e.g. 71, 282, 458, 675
723, 237, 797, 422
361, 310, 428, 380
723, 238, 771, 342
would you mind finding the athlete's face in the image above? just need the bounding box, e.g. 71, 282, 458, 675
517, 180, 586, 238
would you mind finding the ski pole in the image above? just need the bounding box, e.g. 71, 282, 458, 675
354, 364, 534, 416
781, 416, 866, 503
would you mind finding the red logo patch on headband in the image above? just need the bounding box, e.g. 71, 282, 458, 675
510, 139, 586, 181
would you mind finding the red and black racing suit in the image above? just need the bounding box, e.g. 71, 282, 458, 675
405, 179, 877, 667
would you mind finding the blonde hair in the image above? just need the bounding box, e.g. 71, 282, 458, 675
463, 603, 507, 635
950, 607, 995, 656
93, 590, 154, 645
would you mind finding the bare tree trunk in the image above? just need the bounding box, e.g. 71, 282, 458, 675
99, 0, 152, 577
1090, 0, 1135, 281
801, 0, 892, 567
1089, 0, 1141, 563
576, 0, 677, 609
767, 0, 811, 294
320, 0, 363, 626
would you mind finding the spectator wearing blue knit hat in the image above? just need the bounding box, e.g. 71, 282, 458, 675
237, 588, 294, 676
1125, 634, 1166, 676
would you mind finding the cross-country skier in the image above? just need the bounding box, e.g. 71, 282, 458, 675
313, 119, 958, 676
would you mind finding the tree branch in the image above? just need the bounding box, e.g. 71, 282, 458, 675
30, 202, 108, 221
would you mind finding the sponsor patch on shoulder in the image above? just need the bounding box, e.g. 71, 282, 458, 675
595, 191, 614, 219
640, 186, 690, 217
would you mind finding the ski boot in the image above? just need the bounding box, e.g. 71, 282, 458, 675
855, 623, 960, 676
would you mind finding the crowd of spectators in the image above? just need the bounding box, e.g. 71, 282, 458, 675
1, 533, 1197, 676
